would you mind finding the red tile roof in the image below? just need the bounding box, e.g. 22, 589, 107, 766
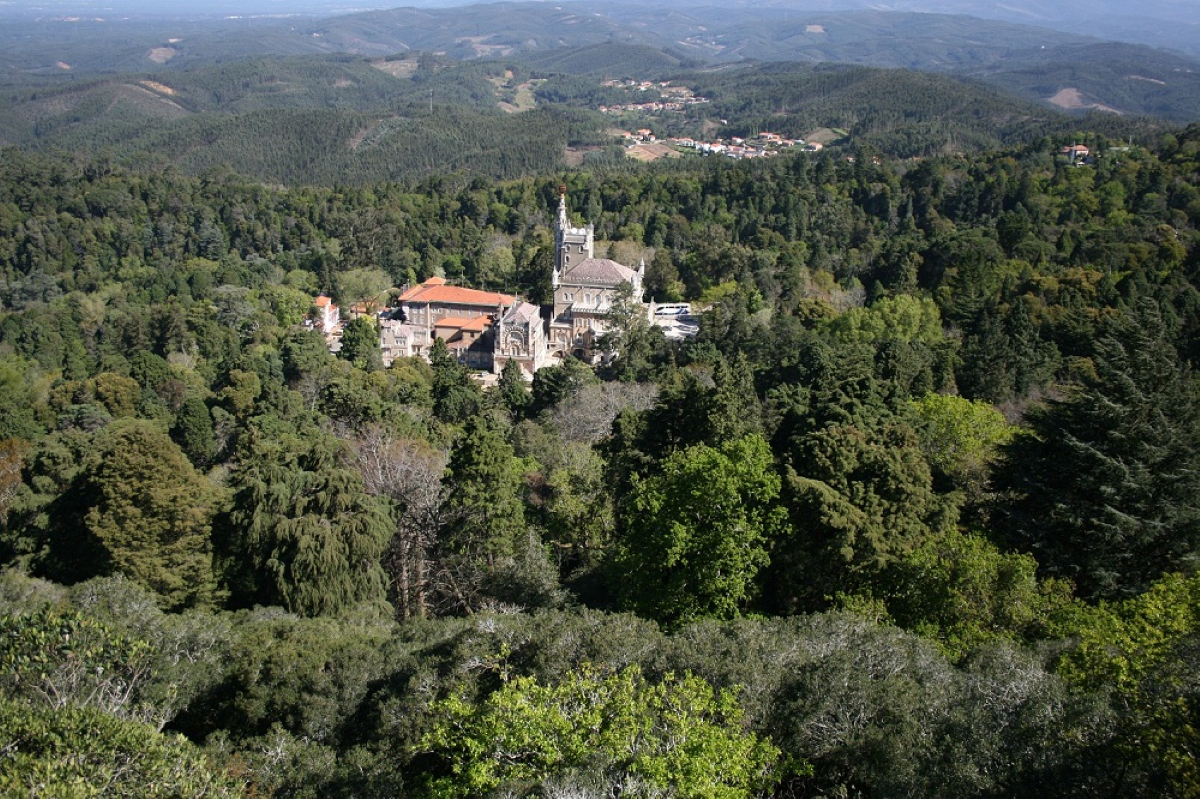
399, 278, 516, 307
460, 315, 491, 332
434, 316, 476, 329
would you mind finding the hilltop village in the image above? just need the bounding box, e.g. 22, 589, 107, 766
595, 79, 821, 159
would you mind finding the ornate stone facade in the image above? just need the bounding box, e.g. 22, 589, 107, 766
548, 188, 645, 357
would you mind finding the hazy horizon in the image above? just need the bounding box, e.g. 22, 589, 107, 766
2, 0, 1198, 57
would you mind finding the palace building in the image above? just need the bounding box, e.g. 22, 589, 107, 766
380, 188, 649, 376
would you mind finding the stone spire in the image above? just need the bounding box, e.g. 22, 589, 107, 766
554, 185, 594, 285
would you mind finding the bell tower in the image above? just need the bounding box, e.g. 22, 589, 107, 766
553, 185, 593, 289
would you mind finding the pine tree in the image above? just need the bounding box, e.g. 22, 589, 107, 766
430, 337, 483, 424
494, 357, 530, 420
339, 316, 382, 372
997, 299, 1200, 600
440, 416, 527, 569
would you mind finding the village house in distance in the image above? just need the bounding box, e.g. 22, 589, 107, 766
358, 187, 652, 376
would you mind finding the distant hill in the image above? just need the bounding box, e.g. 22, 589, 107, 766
582, 0, 1200, 58
3, 3, 1197, 124
517, 43, 696, 77
671, 61, 1166, 157
0, 48, 1171, 184
593, 7, 1094, 68
963, 42, 1200, 124
0, 54, 622, 184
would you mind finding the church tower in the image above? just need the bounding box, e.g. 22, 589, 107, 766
553, 186, 593, 289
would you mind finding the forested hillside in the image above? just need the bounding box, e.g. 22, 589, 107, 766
6, 2, 1200, 121
1, 124, 1200, 795
0, 50, 1177, 185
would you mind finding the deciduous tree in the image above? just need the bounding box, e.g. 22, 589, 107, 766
614, 435, 786, 626
418, 665, 779, 798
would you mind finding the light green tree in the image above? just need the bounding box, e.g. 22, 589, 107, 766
822, 294, 945, 346
1047, 572, 1200, 795
911, 392, 1013, 513
841, 528, 1073, 660
0, 695, 242, 798
418, 664, 780, 798
335, 268, 393, 312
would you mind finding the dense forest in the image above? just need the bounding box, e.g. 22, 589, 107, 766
1, 122, 1200, 796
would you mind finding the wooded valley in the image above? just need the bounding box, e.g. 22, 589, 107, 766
1, 116, 1199, 795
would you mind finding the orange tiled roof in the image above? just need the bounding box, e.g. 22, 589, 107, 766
434, 316, 476, 329
399, 278, 515, 307
314, 295, 334, 307
460, 315, 491, 333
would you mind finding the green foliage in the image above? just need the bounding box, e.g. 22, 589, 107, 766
1050, 571, 1200, 693
172, 611, 395, 747
0, 694, 242, 798
534, 442, 614, 574
822, 294, 945, 346
339, 315, 383, 372
418, 664, 780, 798
439, 416, 531, 610
82, 421, 222, 611
530, 356, 598, 415
615, 435, 786, 626
996, 300, 1200, 600
429, 337, 484, 425
843, 528, 1073, 660
0, 113, 1198, 799
0, 355, 46, 441
773, 420, 957, 612
221, 426, 392, 617
171, 396, 217, 468
0, 607, 161, 723
24, 420, 222, 610
1047, 572, 1200, 796
910, 392, 1013, 511
493, 357, 531, 420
